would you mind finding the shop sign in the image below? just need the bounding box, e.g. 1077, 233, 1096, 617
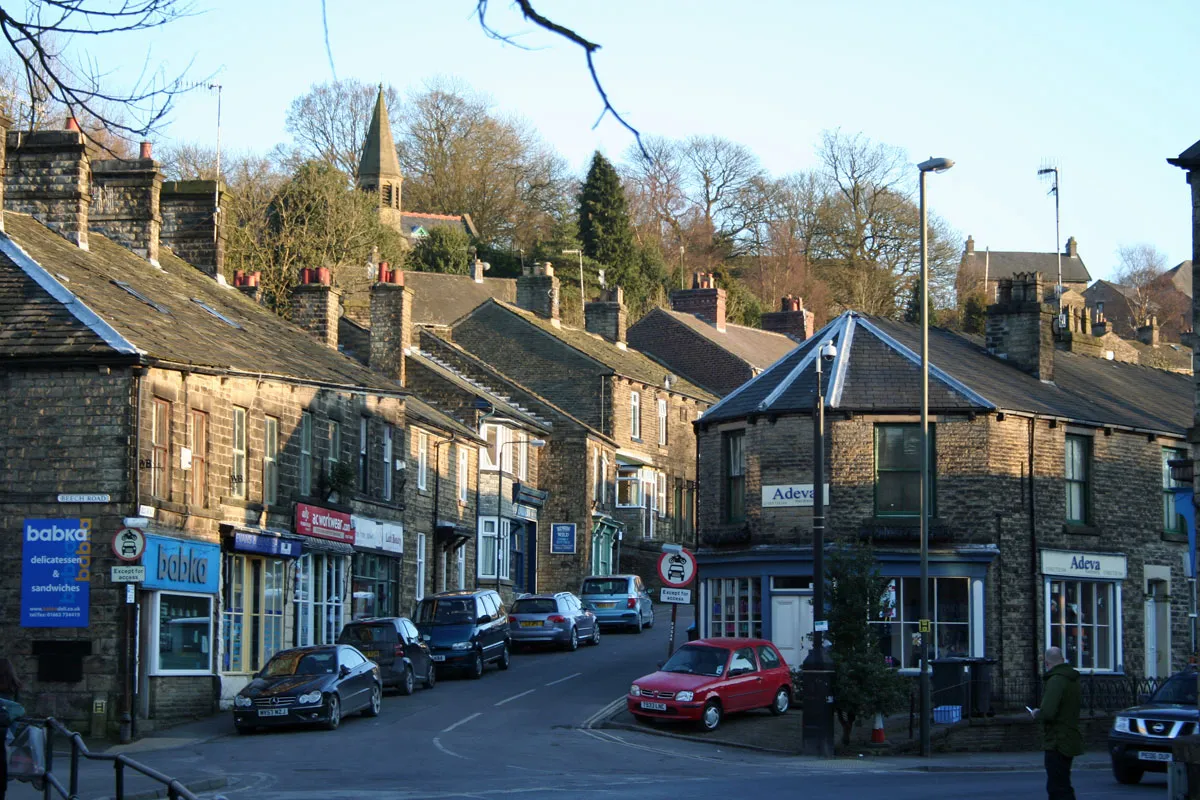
296, 502, 355, 544
351, 516, 404, 555
21, 518, 91, 628
551, 523, 576, 555
232, 530, 303, 559
762, 484, 829, 508
1041, 549, 1127, 580
144, 535, 220, 593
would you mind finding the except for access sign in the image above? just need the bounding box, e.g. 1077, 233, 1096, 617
111, 565, 146, 583
660, 588, 691, 604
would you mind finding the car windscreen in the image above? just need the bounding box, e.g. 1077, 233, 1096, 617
1151, 674, 1198, 706
661, 645, 728, 677
581, 578, 629, 595
512, 598, 558, 614
261, 650, 337, 677
415, 597, 475, 625
340, 624, 396, 644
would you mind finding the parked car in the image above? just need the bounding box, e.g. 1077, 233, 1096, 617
508, 592, 600, 651
232, 645, 381, 734
580, 575, 653, 633
414, 589, 511, 679
1109, 669, 1198, 784
627, 638, 792, 732
337, 617, 435, 694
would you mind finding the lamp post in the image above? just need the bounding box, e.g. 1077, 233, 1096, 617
917, 156, 954, 758
494, 436, 547, 594
562, 249, 586, 324
801, 338, 837, 758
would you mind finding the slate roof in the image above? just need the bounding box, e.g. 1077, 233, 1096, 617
1164, 261, 1192, 297
0, 212, 476, 439
701, 311, 1190, 436
404, 271, 516, 327
358, 88, 402, 182
962, 248, 1091, 283
401, 212, 478, 240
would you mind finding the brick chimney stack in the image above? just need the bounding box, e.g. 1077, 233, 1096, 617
232, 270, 262, 304
1065, 236, 1078, 258
6, 123, 96, 248
585, 286, 628, 346
517, 261, 560, 323
291, 267, 340, 350
471, 258, 489, 284
1137, 315, 1160, 347
90, 141, 163, 266
160, 180, 225, 277
965, 235, 975, 256
760, 294, 815, 341
369, 263, 411, 386
985, 272, 1056, 380
670, 272, 726, 332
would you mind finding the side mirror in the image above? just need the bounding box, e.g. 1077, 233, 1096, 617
656, 661, 665, 669
478, 615, 491, 625
339, 665, 351, 678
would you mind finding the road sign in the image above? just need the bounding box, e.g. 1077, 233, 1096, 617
112, 528, 146, 562
111, 565, 146, 583
660, 588, 691, 604
814, 619, 829, 632
656, 548, 696, 588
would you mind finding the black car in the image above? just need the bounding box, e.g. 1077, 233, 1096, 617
337, 617, 435, 694
414, 590, 510, 679
232, 645, 381, 734
1108, 669, 1197, 783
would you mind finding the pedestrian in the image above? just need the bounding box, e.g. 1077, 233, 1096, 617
1036, 646, 1082, 800
0, 656, 24, 800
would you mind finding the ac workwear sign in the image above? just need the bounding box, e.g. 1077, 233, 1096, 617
22, 518, 92, 627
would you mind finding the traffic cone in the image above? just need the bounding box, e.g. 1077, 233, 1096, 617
870, 712, 886, 744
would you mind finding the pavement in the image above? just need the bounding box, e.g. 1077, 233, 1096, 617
4, 606, 1149, 799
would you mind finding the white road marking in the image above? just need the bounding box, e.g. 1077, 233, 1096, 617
581, 696, 626, 729
544, 671, 583, 687
494, 688, 538, 706
431, 736, 469, 760
440, 712, 481, 733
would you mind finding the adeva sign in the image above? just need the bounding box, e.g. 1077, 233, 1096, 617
1040, 548, 1128, 581
143, 534, 221, 593
761, 484, 830, 508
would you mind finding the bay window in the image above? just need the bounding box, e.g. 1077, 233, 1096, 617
617, 466, 641, 507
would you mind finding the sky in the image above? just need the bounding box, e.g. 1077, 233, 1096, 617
65, 0, 1200, 284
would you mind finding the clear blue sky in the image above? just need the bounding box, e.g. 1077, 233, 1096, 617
80, 0, 1200, 283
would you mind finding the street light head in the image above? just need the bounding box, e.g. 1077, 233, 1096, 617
529, 439, 547, 448
562, 249, 581, 256
661, 543, 683, 554
820, 341, 837, 362
1037, 168, 1056, 175
917, 157, 955, 173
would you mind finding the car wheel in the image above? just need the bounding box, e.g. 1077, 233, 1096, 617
768, 686, 790, 716
700, 700, 722, 732
469, 650, 484, 679
424, 662, 436, 689
590, 625, 601, 646
364, 684, 382, 717
497, 644, 511, 670
631, 620, 643, 634
398, 664, 415, 696
645, 609, 654, 629
1112, 760, 1144, 785
324, 694, 341, 731
566, 628, 579, 652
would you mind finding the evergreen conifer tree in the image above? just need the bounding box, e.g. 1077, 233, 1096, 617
578, 152, 645, 305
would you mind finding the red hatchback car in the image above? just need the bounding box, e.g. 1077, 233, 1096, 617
627, 637, 792, 731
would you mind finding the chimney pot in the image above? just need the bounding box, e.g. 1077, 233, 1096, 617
140, 141, 152, 159
65, 117, 80, 132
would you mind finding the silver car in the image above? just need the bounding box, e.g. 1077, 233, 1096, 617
507, 592, 600, 651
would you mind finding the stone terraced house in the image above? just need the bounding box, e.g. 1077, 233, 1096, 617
695, 273, 1191, 697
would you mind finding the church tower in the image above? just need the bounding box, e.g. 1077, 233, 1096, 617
357, 86, 403, 229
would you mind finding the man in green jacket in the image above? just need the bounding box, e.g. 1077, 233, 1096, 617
1036, 647, 1082, 800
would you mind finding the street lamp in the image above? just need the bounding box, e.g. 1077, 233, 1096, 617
562, 249, 586, 325
917, 155, 954, 759
494, 436, 547, 594
801, 337, 837, 758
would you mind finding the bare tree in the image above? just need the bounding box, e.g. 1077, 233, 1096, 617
281, 79, 401, 180
1112, 242, 1190, 339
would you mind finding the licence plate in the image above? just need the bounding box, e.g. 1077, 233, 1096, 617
640, 701, 667, 711
520, 621, 542, 628
257, 708, 288, 717
431, 655, 446, 662
1138, 751, 1172, 762
362, 650, 379, 659
598, 602, 616, 609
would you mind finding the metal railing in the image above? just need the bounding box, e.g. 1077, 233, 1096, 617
15, 717, 225, 800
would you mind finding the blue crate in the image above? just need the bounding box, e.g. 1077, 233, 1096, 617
933, 705, 962, 724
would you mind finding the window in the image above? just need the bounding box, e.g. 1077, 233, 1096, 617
630, 391, 641, 440
191, 298, 241, 329
263, 416, 279, 506
477, 518, 510, 580
658, 398, 668, 446
875, 424, 932, 517
295, 553, 346, 646
1065, 434, 1090, 524
730, 647, 758, 674
151, 399, 170, 499
417, 430, 429, 491
723, 430, 745, 523
152, 592, 212, 674
1047, 579, 1116, 671
416, 533, 426, 601
593, 449, 602, 502
382, 424, 394, 501
757, 646, 781, 670
518, 432, 529, 481
656, 472, 667, 520
299, 412, 313, 497
456, 545, 466, 589
873, 577, 971, 670
328, 421, 341, 473
113, 279, 170, 314
458, 446, 469, 503
600, 454, 609, 504
481, 424, 511, 471
358, 417, 369, 493
232, 407, 247, 499
189, 410, 207, 507
1163, 447, 1187, 533
221, 554, 285, 673
617, 466, 641, 507
706, 578, 762, 638
351, 553, 400, 620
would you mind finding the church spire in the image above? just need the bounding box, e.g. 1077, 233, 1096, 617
358, 85, 403, 226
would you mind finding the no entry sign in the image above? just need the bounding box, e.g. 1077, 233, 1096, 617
657, 548, 696, 588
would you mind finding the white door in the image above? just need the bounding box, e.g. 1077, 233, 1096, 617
1146, 581, 1170, 678
771, 595, 813, 669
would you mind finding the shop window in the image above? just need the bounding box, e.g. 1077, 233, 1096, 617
151, 398, 170, 499
351, 553, 400, 619
153, 592, 213, 674
189, 410, 207, 508
723, 430, 745, 523
875, 424, 933, 517
231, 407, 247, 499
300, 412, 313, 496
416, 533, 427, 602
706, 578, 762, 638
458, 445, 469, 503
222, 554, 284, 673
296, 553, 346, 647
263, 416, 279, 506
1047, 579, 1117, 671
630, 391, 641, 440
1163, 446, 1188, 533
382, 424, 394, 501
1065, 434, 1090, 524
872, 577, 971, 670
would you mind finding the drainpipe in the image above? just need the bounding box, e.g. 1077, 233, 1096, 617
694, 425, 702, 636
124, 366, 148, 744
1029, 414, 1040, 683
